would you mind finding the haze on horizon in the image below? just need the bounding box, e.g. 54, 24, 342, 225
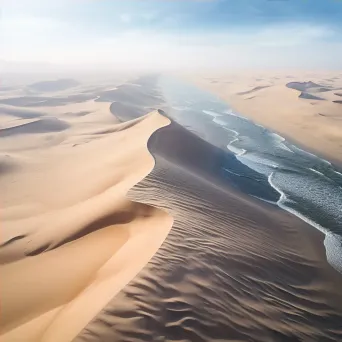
1, 0, 342, 72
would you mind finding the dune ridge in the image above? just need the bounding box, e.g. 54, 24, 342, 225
75, 115, 342, 342
0, 111, 173, 342
2, 74, 342, 342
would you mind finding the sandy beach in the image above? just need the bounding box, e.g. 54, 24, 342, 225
1, 74, 342, 341
187, 71, 342, 164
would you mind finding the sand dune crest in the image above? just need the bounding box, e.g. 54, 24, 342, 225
0, 111, 173, 342
75, 117, 342, 342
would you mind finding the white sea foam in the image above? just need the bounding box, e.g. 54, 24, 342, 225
268, 172, 342, 273
227, 144, 247, 156
223, 168, 244, 177
270, 132, 294, 151
250, 195, 278, 205
224, 110, 249, 121
202, 110, 222, 117
241, 154, 279, 169
309, 168, 325, 176
236, 155, 274, 175
334, 170, 342, 177
223, 127, 239, 136
289, 144, 332, 166
221, 111, 300, 156
224, 109, 233, 115
279, 143, 294, 153
204, 96, 342, 273
213, 117, 228, 126
270, 132, 285, 142
225, 129, 246, 157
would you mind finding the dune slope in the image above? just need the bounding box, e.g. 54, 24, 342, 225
0, 111, 173, 342
76, 118, 342, 342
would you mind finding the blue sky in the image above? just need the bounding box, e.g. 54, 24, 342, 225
1, 0, 342, 70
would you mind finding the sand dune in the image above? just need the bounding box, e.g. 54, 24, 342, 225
286, 81, 332, 93
0, 93, 119, 153
188, 72, 342, 164
0, 107, 172, 341
237, 85, 271, 95
0, 94, 96, 108
0, 117, 70, 137
96, 84, 159, 107
109, 102, 147, 121
2, 74, 342, 342
298, 92, 325, 101
0, 154, 19, 175
0, 105, 44, 119
75, 117, 342, 342
28, 79, 80, 93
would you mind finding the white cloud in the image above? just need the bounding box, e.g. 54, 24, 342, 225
119, 13, 132, 24
61, 25, 341, 70
252, 24, 334, 47
140, 11, 158, 22
118, 11, 159, 25
1, 15, 341, 71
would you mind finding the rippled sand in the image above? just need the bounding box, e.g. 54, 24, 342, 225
0, 82, 172, 341
76, 118, 342, 342
1, 75, 342, 342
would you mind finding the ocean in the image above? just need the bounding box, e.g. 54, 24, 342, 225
159, 76, 342, 273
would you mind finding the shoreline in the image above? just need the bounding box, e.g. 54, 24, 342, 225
228, 100, 342, 170
157, 75, 342, 275
184, 73, 342, 168
2, 74, 342, 341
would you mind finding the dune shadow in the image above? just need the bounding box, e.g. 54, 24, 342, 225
237, 85, 270, 95
27, 79, 80, 93
0, 118, 70, 137
0, 94, 95, 108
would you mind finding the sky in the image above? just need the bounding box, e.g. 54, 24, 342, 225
1, 0, 342, 71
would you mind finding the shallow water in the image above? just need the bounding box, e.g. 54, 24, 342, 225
158, 76, 342, 273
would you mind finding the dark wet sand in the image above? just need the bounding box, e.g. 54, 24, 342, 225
75, 118, 342, 342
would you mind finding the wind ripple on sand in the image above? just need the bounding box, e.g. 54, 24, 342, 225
0, 112, 173, 342
76, 119, 342, 342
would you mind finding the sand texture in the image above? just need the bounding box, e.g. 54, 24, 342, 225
75, 117, 342, 342
0, 76, 172, 341
1, 74, 342, 342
